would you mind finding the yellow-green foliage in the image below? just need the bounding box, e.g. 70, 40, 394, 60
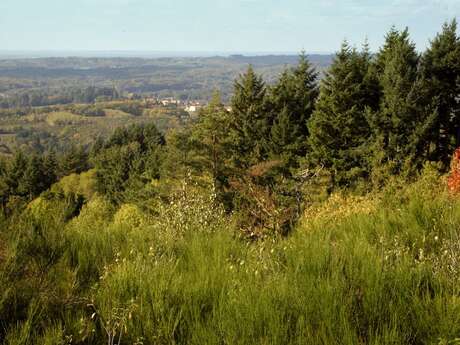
302, 193, 378, 228
53, 169, 97, 199
113, 204, 148, 229
27, 196, 54, 220
24, 113, 46, 123
46, 112, 89, 126
152, 186, 228, 239
302, 164, 446, 229
103, 109, 131, 118
3, 173, 460, 344
67, 196, 114, 231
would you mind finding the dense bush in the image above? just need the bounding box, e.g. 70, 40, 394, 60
92, 123, 165, 204
1, 171, 460, 344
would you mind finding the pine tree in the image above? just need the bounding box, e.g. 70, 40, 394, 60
419, 19, 460, 167
307, 42, 379, 186
59, 145, 89, 177
5, 151, 28, 196
268, 52, 319, 160
42, 152, 58, 190
93, 123, 165, 204
368, 27, 426, 173
191, 91, 231, 191
18, 155, 46, 198
229, 65, 268, 168
94, 142, 143, 204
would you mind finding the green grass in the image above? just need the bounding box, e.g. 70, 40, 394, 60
1, 172, 460, 344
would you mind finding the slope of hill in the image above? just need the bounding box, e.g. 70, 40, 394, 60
0, 55, 333, 105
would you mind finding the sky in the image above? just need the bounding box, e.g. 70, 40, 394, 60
0, 0, 459, 54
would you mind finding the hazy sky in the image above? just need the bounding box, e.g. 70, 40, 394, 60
1, 0, 458, 53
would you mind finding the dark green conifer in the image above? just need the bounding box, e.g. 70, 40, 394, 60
419, 19, 460, 167
229, 65, 268, 167
307, 42, 378, 186
191, 91, 231, 191
42, 152, 58, 190
368, 27, 427, 173
18, 155, 46, 198
5, 151, 28, 196
59, 145, 89, 177
269, 52, 319, 160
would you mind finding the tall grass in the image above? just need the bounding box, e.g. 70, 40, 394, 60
1, 169, 460, 344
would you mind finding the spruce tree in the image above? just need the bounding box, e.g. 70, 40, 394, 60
375, 27, 410, 73
5, 151, 28, 196
419, 19, 460, 167
94, 142, 143, 204
369, 27, 426, 173
229, 65, 268, 168
42, 152, 58, 188
307, 42, 379, 186
269, 52, 318, 160
59, 145, 89, 177
94, 123, 165, 204
191, 91, 231, 191
162, 127, 196, 183
270, 106, 300, 157
18, 155, 46, 198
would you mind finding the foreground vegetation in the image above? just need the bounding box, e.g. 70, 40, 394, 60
1, 167, 460, 344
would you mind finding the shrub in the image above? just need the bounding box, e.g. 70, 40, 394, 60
52, 169, 97, 200
113, 204, 147, 229
2, 172, 460, 344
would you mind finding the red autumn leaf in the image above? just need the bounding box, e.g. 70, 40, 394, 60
448, 148, 460, 195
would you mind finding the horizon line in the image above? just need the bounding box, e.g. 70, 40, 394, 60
0, 49, 335, 59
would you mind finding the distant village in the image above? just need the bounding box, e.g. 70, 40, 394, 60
125, 94, 232, 114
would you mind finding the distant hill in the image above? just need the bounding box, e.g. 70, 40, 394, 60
0, 55, 333, 104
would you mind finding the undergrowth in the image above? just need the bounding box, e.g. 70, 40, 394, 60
1, 167, 460, 344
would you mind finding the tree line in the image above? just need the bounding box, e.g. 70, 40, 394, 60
214, 21, 460, 188
174, 20, 460, 234
0, 86, 120, 109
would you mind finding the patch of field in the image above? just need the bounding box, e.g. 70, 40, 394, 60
103, 108, 132, 118
46, 111, 90, 126
0, 101, 189, 153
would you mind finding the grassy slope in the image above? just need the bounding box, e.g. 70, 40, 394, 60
1, 168, 460, 344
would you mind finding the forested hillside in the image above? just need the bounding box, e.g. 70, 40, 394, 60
1, 21, 460, 344
0, 100, 189, 155
0, 55, 333, 108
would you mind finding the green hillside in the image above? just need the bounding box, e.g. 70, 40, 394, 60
0, 21, 460, 345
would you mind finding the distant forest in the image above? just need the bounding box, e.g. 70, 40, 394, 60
0, 55, 333, 108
